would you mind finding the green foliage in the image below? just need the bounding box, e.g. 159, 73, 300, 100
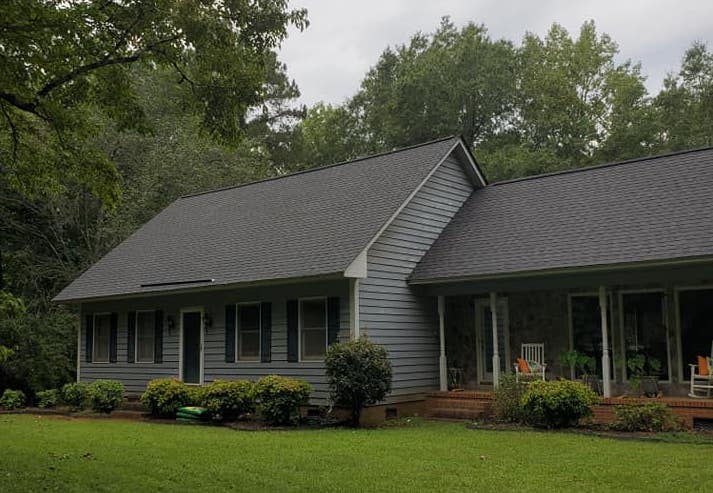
201, 380, 255, 421
141, 378, 200, 418
627, 354, 662, 392
0, 389, 26, 410
254, 375, 311, 425
36, 389, 59, 408
612, 403, 684, 432
87, 380, 124, 414
493, 373, 527, 423
325, 338, 393, 427
0, 0, 307, 204
560, 350, 596, 377
60, 382, 89, 410
521, 380, 598, 428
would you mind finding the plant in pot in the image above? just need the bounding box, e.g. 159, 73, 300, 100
627, 354, 662, 397
560, 350, 601, 395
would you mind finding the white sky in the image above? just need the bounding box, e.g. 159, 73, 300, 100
279, 0, 713, 106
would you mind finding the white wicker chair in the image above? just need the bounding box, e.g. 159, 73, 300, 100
514, 343, 546, 382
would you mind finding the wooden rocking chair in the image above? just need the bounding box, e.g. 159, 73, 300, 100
689, 342, 713, 398
514, 343, 546, 382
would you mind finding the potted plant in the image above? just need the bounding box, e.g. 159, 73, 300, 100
627, 354, 661, 397
560, 350, 601, 395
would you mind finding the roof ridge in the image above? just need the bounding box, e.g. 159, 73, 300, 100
180, 135, 459, 199
489, 146, 713, 187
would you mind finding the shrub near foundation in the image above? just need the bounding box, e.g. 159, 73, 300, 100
254, 375, 311, 425
141, 379, 200, 418
36, 389, 59, 408
612, 403, 684, 432
61, 382, 89, 410
522, 380, 597, 428
0, 389, 26, 410
201, 380, 255, 421
493, 374, 527, 423
87, 380, 124, 413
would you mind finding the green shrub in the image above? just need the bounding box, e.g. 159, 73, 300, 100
36, 389, 59, 408
141, 379, 200, 418
325, 338, 392, 427
87, 380, 124, 413
60, 382, 89, 410
493, 374, 527, 423
0, 389, 26, 410
254, 375, 311, 425
521, 379, 598, 428
201, 380, 255, 421
612, 403, 684, 432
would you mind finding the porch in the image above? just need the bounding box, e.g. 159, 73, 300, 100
418, 261, 713, 399
423, 390, 713, 428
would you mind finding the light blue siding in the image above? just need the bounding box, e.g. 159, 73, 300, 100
359, 155, 474, 400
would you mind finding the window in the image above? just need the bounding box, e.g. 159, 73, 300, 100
136, 311, 156, 363
679, 289, 713, 371
621, 291, 669, 381
300, 298, 327, 361
93, 313, 112, 363
569, 295, 614, 379
237, 303, 261, 361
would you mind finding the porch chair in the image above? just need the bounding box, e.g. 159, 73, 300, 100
689, 342, 713, 398
514, 343, 546, 382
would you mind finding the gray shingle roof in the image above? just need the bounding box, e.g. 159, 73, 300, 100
55, 137, 461, 302
411, 147, 713, 283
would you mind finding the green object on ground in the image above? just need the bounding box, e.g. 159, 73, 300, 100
177, 406, 208, 417
2, 415, 713, 492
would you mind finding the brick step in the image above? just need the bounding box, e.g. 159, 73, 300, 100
425, 399, 492, 410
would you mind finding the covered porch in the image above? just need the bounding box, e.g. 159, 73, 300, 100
422, 260, 713, 398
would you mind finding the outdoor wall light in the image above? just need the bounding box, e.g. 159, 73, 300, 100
203, 313, 213, 329
166, 315, 176, 335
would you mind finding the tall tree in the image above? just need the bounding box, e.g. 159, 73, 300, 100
0, 0, 307, 204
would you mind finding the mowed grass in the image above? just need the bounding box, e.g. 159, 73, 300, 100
1, 415, 711, 492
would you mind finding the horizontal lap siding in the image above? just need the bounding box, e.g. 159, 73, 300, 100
80, 280, 350, 403
359, 155, 474, 400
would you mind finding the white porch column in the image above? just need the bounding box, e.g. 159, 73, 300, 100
349, 278, 360, 340
438, 295, 447, 392
599, 286, 612, 398
77, 303, 82, 383
490, 292, 501, 388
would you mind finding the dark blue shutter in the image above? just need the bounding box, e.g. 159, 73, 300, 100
286, 300, 298, 362
127, 311, 136, 363
225, 305, 236, 363
154, 310, 163, 363
85, 314, 93, 363
260, 302, 272, 363
109, 313, 118, 363
327, 297, 340, 346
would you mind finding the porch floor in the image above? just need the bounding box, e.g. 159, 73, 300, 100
424, 390, 713, 428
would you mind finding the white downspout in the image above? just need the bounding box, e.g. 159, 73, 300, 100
599, 286, 612, 398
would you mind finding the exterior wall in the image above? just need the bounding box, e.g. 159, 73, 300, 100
79, 279, 350, 402
359, 154, 475, 401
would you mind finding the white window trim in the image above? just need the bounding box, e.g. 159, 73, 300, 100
567, 292, 616, 381
135, 309, 156, 364
236, 301, 261, 362
674, 284, 713, 383
298, 296, 328, 362
92, 312, 112, 364
618, 289, 671, 384
178, 307, 204, 385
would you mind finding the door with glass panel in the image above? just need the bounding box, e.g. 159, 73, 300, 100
621, 291, 669, 381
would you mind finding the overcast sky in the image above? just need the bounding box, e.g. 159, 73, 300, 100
279, 0, 713, 107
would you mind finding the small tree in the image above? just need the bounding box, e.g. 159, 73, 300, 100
325, 338, 392, 427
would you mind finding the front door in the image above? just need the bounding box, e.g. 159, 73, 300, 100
475, 298, 509, 384
181, 310, 202, 384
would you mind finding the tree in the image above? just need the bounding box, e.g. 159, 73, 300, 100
0, 0, 307, 204
325, 338, 392, 427
654, 42, 713, 151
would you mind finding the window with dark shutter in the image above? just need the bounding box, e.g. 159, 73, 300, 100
92, 314, 112, 363
225, 305, 236, 363
154, 310, 163, 364
127, 311, 136, 363
286, 299, 299, 362
109, 313, 118, 363
85, 314, 93, 363
327, 297, 340, 346
260, 302, 272, 363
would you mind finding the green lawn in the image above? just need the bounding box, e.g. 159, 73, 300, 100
1, 415, 710, 492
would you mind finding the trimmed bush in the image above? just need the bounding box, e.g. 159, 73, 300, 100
201, 380, 255, 421
87, 380, 124, 413
0, 389, 26, 410
521, 379, 597, 428
61, 382, 89, 410
254, 375, 311, 425
493, 374, 527, 423
325, 338, 392, 427
612, 403, 684, 432
141, 378, 199, 418
36, 389, 59, 408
